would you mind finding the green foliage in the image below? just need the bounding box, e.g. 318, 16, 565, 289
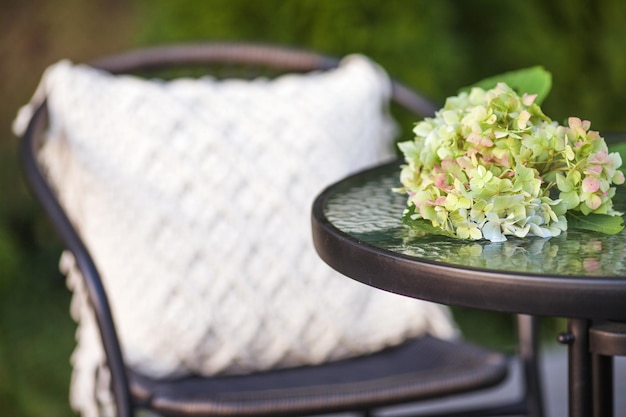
462, 66, 553, 105
0, 226, 19, 292
0, 256, 74, 417
451, 0, 626, 131
566, 211, 625, 235
401, 205, 457, 238
134, 0, 466, 106
134, 0, 626, 133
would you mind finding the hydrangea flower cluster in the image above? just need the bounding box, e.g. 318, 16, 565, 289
397, 82, 625, 242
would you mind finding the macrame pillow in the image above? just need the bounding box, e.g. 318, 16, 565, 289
17, 55, 457, 415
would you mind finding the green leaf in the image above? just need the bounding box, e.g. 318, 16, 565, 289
404, 218, 458, 238
566, 212, 624, 235
460, 66, 553, 105
402, 205, 456, 238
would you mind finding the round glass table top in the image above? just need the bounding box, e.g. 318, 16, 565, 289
312, 142, 626, 320
322, 161, 626, 279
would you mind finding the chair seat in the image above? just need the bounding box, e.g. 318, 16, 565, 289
129, 335, 509, 416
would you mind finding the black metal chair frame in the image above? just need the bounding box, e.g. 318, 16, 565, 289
20, 42, 544, 417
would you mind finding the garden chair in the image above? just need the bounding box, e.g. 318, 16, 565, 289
17, 42, 544, 417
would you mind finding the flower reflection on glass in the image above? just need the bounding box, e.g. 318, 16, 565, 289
396, 82, 625, 242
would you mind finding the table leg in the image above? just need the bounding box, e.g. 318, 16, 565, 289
568, 319, 592, 417
588, 321, 626, 417
592, 353, 613, 417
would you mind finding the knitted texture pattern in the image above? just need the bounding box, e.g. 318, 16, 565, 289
17, 55, 457, 416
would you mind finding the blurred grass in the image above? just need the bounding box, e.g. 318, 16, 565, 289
450, 307, 567, 354
0, 1, 138, 415
0, 250, 74, 416
2, 0, 626, 415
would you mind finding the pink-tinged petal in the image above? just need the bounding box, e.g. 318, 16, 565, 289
584, 165, 603, 176
467, 148, 479, 158
492, 153, 511, 169
467, 133, 481, 144
586, 194, 602, 210
427, 196, 448, 206
456, 156, 474, 170
433, 174, 454, 192
589, 150, 610, 165
568, 117, 588, 137
441, 158, 456, 171
467, 133, 493, 147
587, 130, 601, 141
522, 93, 537, 106
568, 117, 582, 129
582, 177, 600, 193
481, 137, 494, 147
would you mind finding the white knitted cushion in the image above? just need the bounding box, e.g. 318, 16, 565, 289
16, 55, 457, 416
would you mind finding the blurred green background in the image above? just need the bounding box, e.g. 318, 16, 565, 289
2, 0, 626, 415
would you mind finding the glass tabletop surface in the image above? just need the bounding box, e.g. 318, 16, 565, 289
323, 161, 626, 279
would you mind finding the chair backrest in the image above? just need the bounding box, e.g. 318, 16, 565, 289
86, 43, 438, 118
19, 43, 449, 417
